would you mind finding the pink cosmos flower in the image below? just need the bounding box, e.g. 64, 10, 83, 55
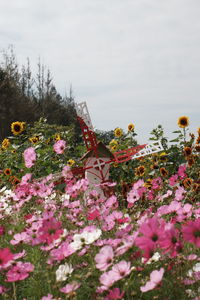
159, 224, 182, 257
87, 209, 100, 221
169, 174, 178, 186
0, 248, 13, 267
41, 294, 55, 300
10, 232, 28, 245
152, 177, 162, 190
178, 164, 187, 179
135, 217, 165, 257
6, 261, 34, 282
95, 245, 114, 271
0, 285, 8, 295
53, 140, 66, 154
23, 147, 36, 168
0, 225, 5, 236
60, 281, 80, 294
100, 270, 119, 288
38, 217, 63, 245
105, 288, 125, 299
112, 260, 131, 279
140, 268, 164, 292
62, 165, 73, 179
175, 186, 186, 201
182, 218, 200, 247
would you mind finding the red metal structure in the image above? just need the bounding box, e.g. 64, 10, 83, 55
72, 102, 163, 183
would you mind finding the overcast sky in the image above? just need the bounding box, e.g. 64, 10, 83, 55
0, 0, 200, 143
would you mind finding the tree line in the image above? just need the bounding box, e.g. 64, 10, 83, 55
0, 47, 80, 141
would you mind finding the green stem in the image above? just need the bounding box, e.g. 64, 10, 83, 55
12, 282, 17, 300
183, 128, 186, 144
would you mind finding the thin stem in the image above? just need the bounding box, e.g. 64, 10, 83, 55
12, 282, 17, 300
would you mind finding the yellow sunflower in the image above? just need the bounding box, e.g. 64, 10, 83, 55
128, 123, 135, 132
4, 168, 11, 176
177, 116, 189, 128
183, 178, 193, 189
55, 133, 61, 141
29, 136, 39, 144
1, 138, 10, 150
109, 139, 118, 146
11, 121, 25, 135
184, 147, 192, 157
67, 159, 75, 167
160, 167, 168, 177
114, 128, 123, 138
135, 165, 145, 176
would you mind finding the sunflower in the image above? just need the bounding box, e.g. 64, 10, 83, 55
159, 152, 168, 162
183, 178, 193, 189
55, 133, 61, 141
144, 179, 152, 189
198, 128, 200, 136
11, 121, 25, 135
110, 145, 118, 152
114, 128, 123, 138
4, 168, 11, 176
67, 159, 75, 167
135, 165, 145, 176
128, 123, 135, 132
29, 136, 39, 144
195, 145, 200, 152
160, 167, 168, 177
177, 116, 189, 128
187, 156, 195, 167
150, 163, 159, 170
109, 139, 118, 146
192, 183, 200, 192
1, 138, 10, 150
184, 147, 192, 157
196, 137, 200, 144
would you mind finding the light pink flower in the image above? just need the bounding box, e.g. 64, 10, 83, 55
140, 268, 164, 292
105, 287, 125, 299
112, 260, 131, 279
95, 245, 114, 271
60, 281, 80, 294
41, 294, 55, 300
53, 140, 66, 154
100, 270, 119, 288
23, 147, 36, 168
10, 232, 28, 245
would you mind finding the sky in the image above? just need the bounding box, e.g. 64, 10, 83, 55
0, 0, 200, 144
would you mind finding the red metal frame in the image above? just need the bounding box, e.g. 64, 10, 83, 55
73, 114, 147, 182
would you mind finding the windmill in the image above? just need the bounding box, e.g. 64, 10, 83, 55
72, 101, 164, 195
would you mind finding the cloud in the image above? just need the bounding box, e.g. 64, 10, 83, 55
0, 0, 200, 143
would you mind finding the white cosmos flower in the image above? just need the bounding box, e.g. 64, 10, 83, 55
70, 229, 102, 251
56, 263, 74, 282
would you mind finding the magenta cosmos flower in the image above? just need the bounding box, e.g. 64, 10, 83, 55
38, 217, 63, 245
135, 217, 165, 256
0, 248, 13, 267
6, 261, 34, 282
53, 140, 66, 154
182, 218, 200, 247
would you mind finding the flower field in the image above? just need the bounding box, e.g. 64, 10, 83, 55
0, 117, 200, 300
